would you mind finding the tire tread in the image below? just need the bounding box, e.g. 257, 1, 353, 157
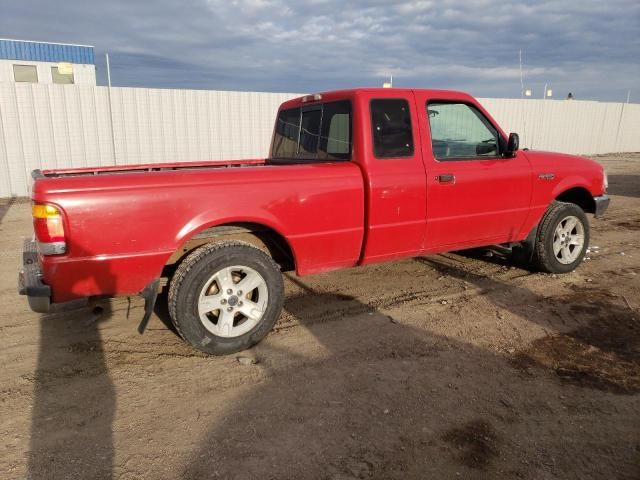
167, 240, 281, 351
533, 201, 589, 273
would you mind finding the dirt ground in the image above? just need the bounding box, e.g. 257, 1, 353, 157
1, 153, 639, 480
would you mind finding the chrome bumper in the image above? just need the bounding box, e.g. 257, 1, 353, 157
594, 195, 610, 218
18, 239, 51, 313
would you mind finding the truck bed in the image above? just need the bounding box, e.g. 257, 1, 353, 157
36, 158, 267, 178
31, 160, 365, 302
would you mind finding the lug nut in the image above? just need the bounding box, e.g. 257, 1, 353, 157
227, 306, 233, 312
227, 289, 233, 294
237, 290, 243, 295
238, 301, 244, 307
221, 298, 227, 304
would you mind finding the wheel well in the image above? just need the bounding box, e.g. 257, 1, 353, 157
555, 187, 595, 214
164, 223, 295, 272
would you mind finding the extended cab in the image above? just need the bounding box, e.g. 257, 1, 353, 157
19, 88, 609, 354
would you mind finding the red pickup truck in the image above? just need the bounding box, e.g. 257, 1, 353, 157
19, 88, 609, 354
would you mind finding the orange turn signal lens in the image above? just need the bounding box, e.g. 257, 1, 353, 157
32, 204, 61, 219
32, 203, 66, 252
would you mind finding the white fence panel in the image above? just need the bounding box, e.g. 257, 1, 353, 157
617, 103, 640, 153
1, 84, 639, 198
104, 88, 297, 166
476, 97, 637, 155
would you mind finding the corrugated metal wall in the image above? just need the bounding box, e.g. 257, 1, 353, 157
1, 83, 638, 198
478, 98, 639, 155
0, 84, 298, 197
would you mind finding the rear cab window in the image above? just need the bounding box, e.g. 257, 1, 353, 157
271, 100, 352, 162
427, 102, 502, 161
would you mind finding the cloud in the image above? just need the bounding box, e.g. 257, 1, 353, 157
2, 0, 638, 101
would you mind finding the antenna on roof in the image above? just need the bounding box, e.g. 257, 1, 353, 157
383, 75, 393, 88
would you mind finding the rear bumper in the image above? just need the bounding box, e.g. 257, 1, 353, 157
18, 240, 87, 313
594, 195, 610, 218
18, 240, 51, 313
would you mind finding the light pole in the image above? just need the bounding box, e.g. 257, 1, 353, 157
105, 53, 117, 165
519, 49, 524, 98
105, 53, 112, 87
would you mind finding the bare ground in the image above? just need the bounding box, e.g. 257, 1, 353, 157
1, 153, 639, 480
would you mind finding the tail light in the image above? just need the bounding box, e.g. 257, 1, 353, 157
32, 203, 66, 255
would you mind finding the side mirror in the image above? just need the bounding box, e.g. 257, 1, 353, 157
505, 133, 519, 156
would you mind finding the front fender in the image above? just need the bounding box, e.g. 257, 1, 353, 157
551, 176, 594, 199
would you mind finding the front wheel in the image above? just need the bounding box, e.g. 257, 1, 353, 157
168, 241, 284, 355
533, 201, 590, 273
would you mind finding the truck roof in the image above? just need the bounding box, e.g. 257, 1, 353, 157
279, 88, 477, 110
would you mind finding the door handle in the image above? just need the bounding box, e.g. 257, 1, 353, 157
436, 174, 455, 184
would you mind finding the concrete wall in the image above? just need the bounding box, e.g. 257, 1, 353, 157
0, 59, 96, 85
0, 83, 638, 198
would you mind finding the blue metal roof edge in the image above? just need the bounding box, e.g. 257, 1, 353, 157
0, 39, 95, 64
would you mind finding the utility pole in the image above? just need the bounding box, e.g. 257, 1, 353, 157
614, 91, 629, 151
105, 53, 117, 165
105, 53, 112, 87
519, 49, 528, 148
519, 49, 524, 98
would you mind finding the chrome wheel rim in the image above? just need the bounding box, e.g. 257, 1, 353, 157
197, 265, 268, 338
553, 215, 585, 264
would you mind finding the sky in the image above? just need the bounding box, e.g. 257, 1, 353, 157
2, 0, 639, 101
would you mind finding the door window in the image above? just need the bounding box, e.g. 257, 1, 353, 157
427, 102, 500, 160
370, 99, 414, 158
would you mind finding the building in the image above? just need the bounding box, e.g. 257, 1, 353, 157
0, 38, 96, 85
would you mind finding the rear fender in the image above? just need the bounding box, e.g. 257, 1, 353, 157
167, 220, 296, 272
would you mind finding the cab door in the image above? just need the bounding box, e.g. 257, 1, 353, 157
358, 91, 428, 264
414, 94, 533, 251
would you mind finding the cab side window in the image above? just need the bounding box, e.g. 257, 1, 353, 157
319, 101, 351, 160
427, 102, 500, 160
371, 99, 414, 158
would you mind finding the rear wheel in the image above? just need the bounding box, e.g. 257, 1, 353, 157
533, 201, 590, 273
168, 241, 284, 355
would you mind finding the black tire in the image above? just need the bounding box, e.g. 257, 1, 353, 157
533, 201, 590, 274
168, 241, 284, 355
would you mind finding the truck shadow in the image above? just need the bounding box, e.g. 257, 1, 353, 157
453, 246, 514, 268
24, 246, 637, 478
180, 280, 501, 478
0, 196, 17, 225
28, 243, 117, 479
28, 305, 116, 479
179, 264, 639, 479
416, 256, 640, 394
